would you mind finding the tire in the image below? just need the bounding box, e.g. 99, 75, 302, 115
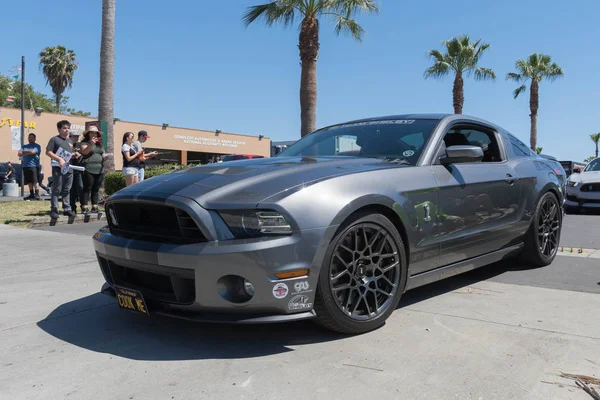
313, 211, 408, 334
520, 192, 562, 267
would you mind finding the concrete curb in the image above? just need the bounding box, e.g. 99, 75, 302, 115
27, 212, 106, 228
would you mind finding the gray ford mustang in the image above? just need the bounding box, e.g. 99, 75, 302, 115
93, 114, 566, 334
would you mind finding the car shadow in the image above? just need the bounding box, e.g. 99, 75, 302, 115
36, 258, 535, 362
398, 258, 538, 308
36, 293, 345, 361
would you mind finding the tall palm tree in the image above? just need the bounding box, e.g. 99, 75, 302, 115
506, 53, 563, 151
424, 34, 495, 114
243, 0, 379, 137
99, 0, 116, 172
590, 133, 600, 158
38, 46, 78, 112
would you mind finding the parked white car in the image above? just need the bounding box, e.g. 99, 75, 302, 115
565, 157, 600, 212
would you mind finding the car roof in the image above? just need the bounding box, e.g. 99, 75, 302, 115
318, 113, 503, 132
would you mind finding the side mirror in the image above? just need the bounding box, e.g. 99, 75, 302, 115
573, 168, 581, 174
440, 145, 484, 165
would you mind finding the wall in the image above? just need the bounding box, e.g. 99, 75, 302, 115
0, 108, 271, 177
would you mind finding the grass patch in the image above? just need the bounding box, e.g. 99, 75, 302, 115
0, 200, 105, 228
0, 200, 51, 227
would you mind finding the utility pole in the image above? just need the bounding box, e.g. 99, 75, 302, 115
20, 56, 25, 197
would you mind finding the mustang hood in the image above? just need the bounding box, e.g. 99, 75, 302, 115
570, 171, 600, 184
109, 157, 406, 208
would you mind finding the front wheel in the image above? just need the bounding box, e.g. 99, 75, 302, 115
313, 212, 407, 334
520, 192, 562, 267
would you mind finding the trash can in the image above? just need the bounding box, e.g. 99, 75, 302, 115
2, 182, 19, 197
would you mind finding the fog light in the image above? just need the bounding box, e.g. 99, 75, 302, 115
243, 279, 255, 297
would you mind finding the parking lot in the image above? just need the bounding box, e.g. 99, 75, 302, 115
1, 215, 599, 400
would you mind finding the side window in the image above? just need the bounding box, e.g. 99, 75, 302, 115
509, 134, 532, 157
442, 125, 502, 162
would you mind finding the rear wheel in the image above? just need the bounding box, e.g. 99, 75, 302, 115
313, 212, 407, 334
520, 192, 562, 266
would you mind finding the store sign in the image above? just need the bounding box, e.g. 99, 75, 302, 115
0, 117, 36, 129
173, 134, 246, 148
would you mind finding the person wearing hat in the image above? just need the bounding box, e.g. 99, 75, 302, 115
68, 129, 84, 213
132, 130, 157, 182
79, 125, 109, 215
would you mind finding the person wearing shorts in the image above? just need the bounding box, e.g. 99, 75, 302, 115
121, 132, 143, 186
18, 133, 42, 200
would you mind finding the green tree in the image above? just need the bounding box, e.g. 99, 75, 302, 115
0, 74, 56, 111
590, 133, 600, 158
243, 0, 379, 137
584, 155, 596, 163
536, 147, 543, 154
66, 108, 92, 117
39, 45, 79, 112
506, 53, 563, 151
424, 34, 495, 114
99, 0, 116, 172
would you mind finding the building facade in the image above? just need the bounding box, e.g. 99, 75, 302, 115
0, 108, 271, 177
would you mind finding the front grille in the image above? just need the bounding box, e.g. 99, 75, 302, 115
98, 255, 195, 304
106, 202, 206, 244
581, 183, 600, 192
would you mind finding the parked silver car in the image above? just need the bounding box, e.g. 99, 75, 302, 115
93, 114, 565, 334
565, 157, 600, 212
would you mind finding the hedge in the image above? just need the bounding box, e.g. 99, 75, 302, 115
104, 163, 200, 196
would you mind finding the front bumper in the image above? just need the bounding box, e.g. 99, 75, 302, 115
93, 224, 327, 323
565, 186, 600, 209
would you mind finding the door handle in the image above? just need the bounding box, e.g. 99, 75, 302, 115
505, 173, 519, 184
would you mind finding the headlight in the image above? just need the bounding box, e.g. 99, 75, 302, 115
219, 210, 293, 238
567, 181, 579, 187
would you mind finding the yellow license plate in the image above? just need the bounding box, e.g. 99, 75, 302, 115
115, 286, 149, 315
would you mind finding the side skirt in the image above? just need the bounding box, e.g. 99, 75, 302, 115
405, 243, 524, 291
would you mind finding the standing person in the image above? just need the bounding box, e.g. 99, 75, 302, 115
79, 126, 109, 215
132, 130, 157, 182
18, 133, 42, 200
69, 130, 84, 213
46, 120, 75, 218
4, 161, 15, 183
121, 132, 143, 187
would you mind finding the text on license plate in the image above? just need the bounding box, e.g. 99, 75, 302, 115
115, 286, 149, 315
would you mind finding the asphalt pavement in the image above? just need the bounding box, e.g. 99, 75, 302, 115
1, 214, 599, 399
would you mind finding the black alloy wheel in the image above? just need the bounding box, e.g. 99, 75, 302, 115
520, 192, 562, 267
537, 196, 560, 258
314, 212, 407, 334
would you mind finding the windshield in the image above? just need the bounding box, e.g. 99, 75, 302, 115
583, 159, 600, 172
277, 119, 441, 164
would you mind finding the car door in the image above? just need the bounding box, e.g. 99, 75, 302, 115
430, 124, 522, 266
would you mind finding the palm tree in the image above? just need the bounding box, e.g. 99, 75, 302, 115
38, 46, 78, 112
584, 155, 596, 163
506, 53, 563, 151
424, 34, 495, 114
590, 133, 600, 158
98, 0, 116, 172
243, 0, 379, 137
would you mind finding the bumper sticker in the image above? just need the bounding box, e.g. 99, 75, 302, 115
272, 283, 289, 299
288, 295, 312, 311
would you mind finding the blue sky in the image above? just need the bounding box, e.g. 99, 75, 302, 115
2, 0, 599, 161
